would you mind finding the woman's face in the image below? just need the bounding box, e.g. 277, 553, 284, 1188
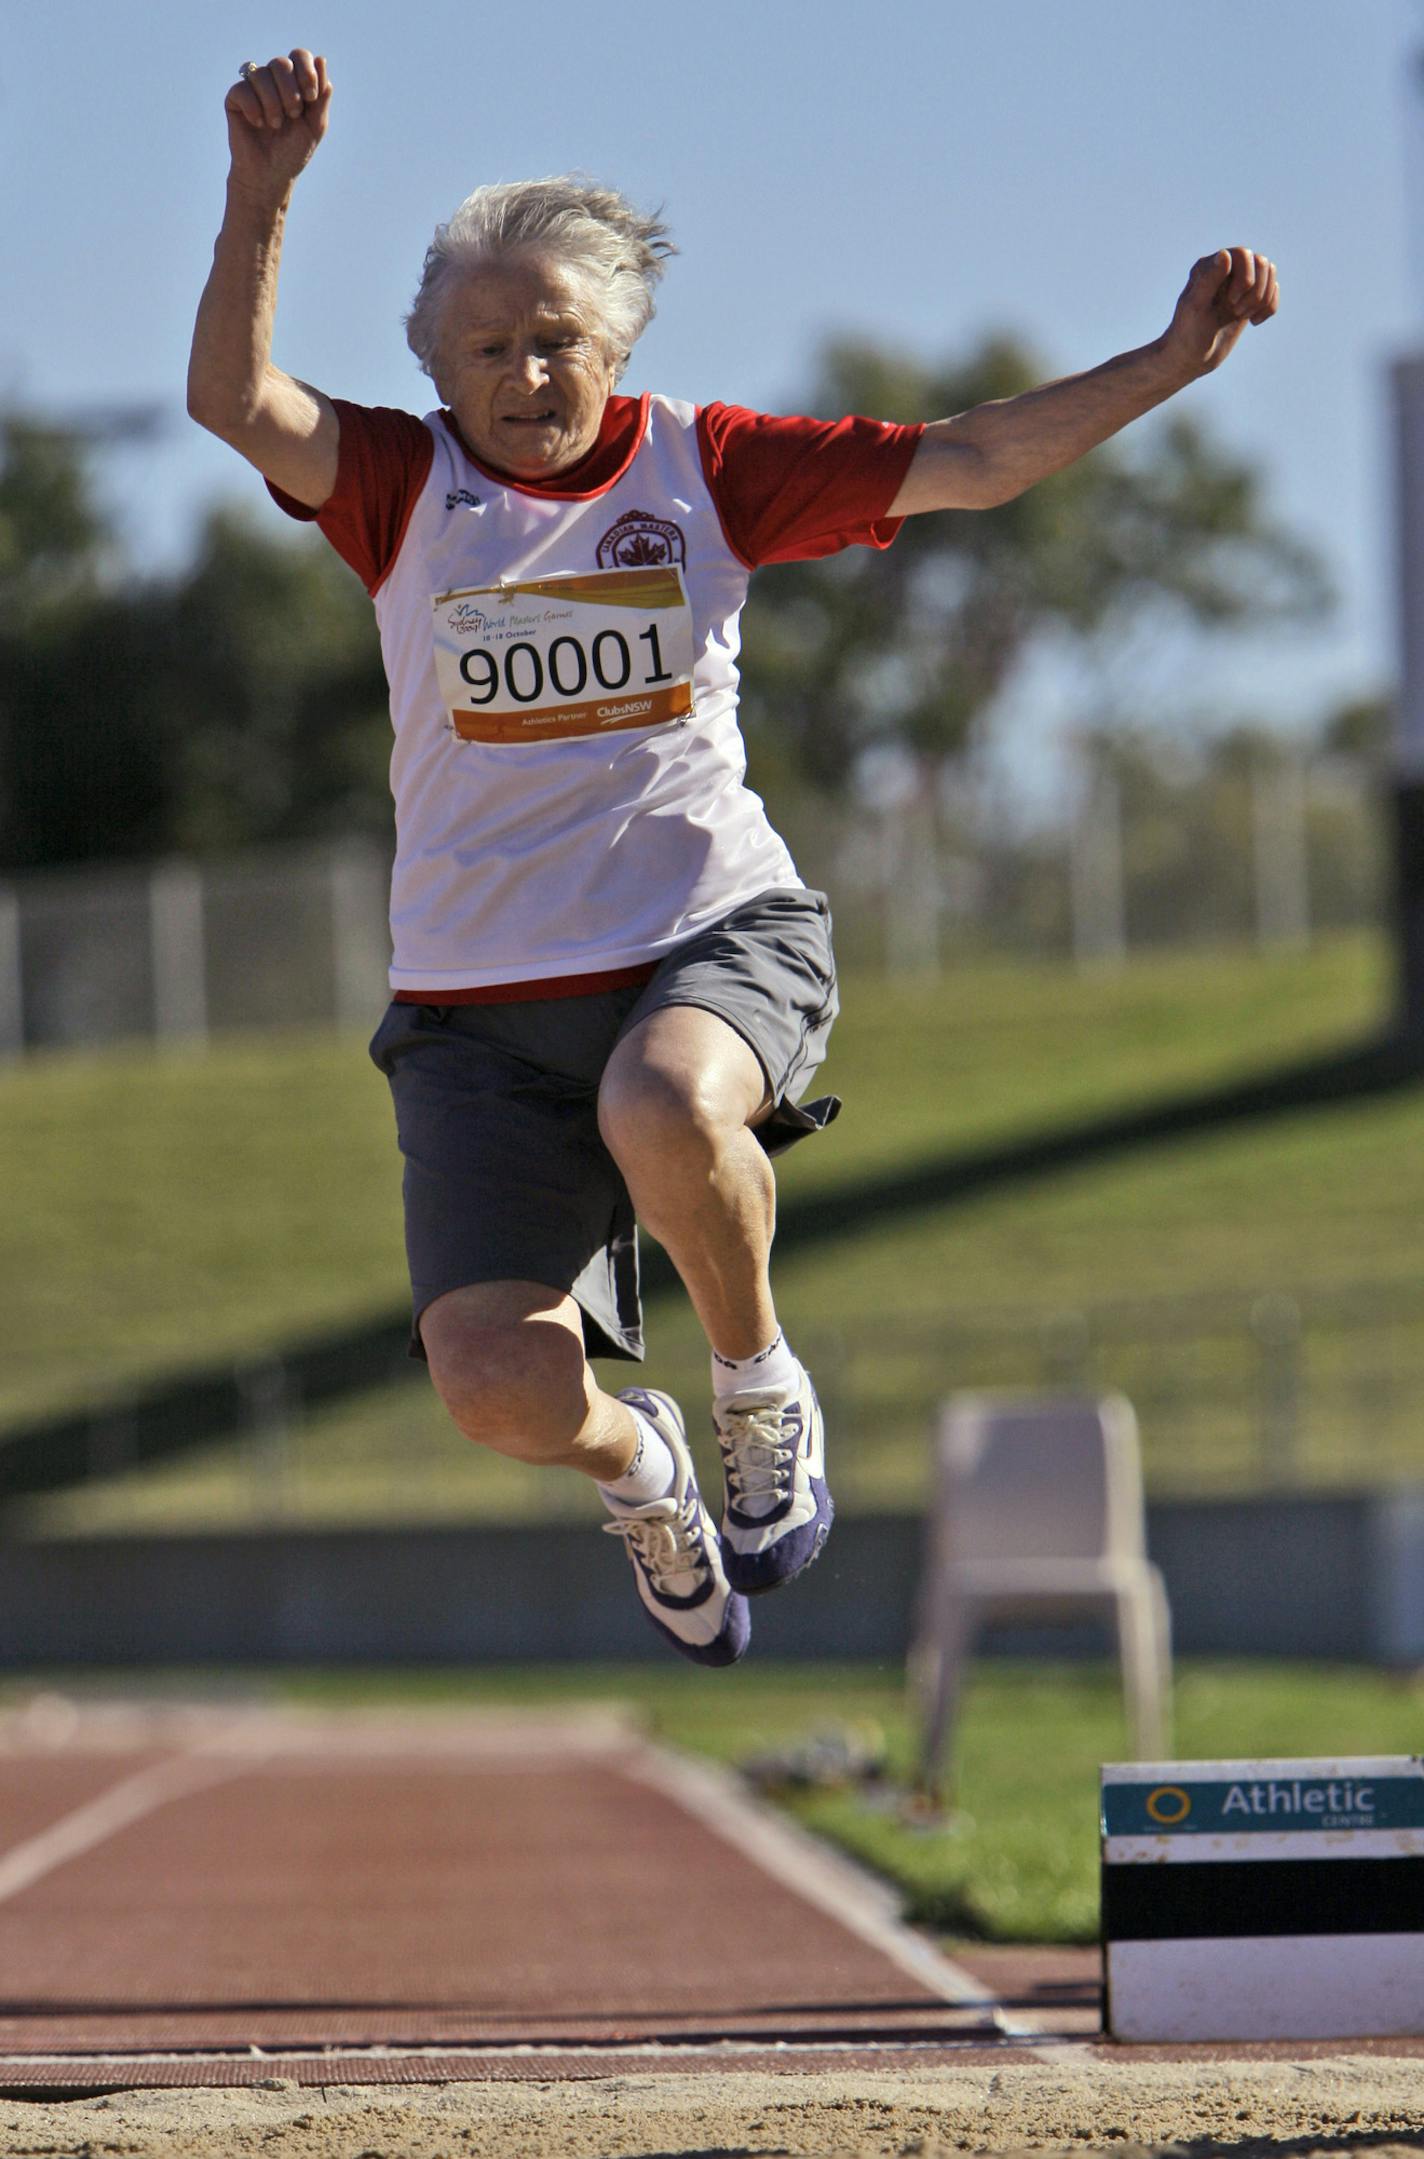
435, 254, 619, 480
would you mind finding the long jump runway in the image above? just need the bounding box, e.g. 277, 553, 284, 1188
0, 1697, 1101, 2092
0, 1698, 1417, 2099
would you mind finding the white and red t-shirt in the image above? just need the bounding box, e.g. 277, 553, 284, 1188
271, 394, 921, 998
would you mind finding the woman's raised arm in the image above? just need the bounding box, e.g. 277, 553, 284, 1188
890, 247, 1279, 516
187, 49, 340, 509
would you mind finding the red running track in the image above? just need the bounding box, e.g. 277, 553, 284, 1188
0, 1698, 1100, 2086
0, 1698, 1413, 2092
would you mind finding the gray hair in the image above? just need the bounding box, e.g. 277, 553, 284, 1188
405, 176, 676, 387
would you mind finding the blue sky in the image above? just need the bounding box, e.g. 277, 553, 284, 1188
4, 0, 1422, 775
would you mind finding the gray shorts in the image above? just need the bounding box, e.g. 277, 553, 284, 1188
368, 886, 840, 1362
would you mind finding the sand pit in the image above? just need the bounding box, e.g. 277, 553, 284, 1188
2, 2056, 1424, 2158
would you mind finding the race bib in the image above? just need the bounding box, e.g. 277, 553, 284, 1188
432, 567, 696, 744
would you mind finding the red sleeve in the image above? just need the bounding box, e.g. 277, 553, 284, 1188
266, 399, 434, 594
696, 403, 924, 569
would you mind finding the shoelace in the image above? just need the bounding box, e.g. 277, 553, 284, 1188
717, 1404, 794, 1511
602, 1492, 710, 1594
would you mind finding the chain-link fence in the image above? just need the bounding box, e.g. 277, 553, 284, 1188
10, 1275, 1424, 1537
808, 1279, 1424, 1507
0, 749, 1388, 1052
0, 837, 391, 1055
782, 748, 1387, 975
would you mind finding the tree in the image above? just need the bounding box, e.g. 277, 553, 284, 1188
0, 415, 108, 623
0, 414, 157, 872
0, 411, 389, 873
1322, 692, 1391, 772
737, 335, 1331, 798
153, 507, 389, 854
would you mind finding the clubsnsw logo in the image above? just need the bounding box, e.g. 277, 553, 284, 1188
1221, 1779, 1376, 1827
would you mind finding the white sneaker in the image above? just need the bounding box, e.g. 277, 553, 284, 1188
715, 1366, 833, 1594
602, 1389, 751, 1666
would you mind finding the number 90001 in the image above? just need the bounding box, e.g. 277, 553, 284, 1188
459, 624, 673, 706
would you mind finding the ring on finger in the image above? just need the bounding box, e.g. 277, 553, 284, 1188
239, 60, 260, 80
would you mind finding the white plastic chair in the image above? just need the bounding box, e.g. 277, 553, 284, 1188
910, 1393, 1172, 1801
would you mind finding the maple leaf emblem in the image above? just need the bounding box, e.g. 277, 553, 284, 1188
596, 509, 686, 569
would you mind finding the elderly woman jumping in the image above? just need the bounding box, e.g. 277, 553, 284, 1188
189, 48, 1278, 1667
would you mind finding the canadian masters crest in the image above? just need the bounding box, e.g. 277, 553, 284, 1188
595, 508, 687, 569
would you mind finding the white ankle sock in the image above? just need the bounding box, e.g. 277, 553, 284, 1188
711, 1331, 800, 1402
598, 1409, 676, 1508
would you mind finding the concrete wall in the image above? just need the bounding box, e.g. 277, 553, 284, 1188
1, 1489, 1422, 1668
1154, 1487, 1420, 1664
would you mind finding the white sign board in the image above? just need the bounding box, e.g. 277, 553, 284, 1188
1102, 1756, 1424, 2042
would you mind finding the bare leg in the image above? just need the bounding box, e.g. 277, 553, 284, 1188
597, 1006, 779, 1360
419, 1279, 638, 1484
600, 1004, 830, 1604
420, 1277, 750, 1666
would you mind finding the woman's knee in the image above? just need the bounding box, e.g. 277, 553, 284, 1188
600, 1009, 769, 1165
598, 1053, 720, 1163
421, 1309, 589, 1460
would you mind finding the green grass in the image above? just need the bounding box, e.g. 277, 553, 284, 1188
26, 1657, 1417, 1944
791, 931, 1392, 1190
0, 1029, 406, 1427
776, 1658, 1424, 1940
11, 931, 1424, 1532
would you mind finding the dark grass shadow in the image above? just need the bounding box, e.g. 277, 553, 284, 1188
750, 1026, 1424, 1270
6, 1028, 1423, 1502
